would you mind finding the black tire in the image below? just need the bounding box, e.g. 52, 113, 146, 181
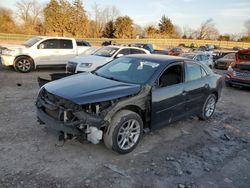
198, 94, 217, 120
225, 81, 232, 87
104, 110, 143, 154
14, 56, 34, 73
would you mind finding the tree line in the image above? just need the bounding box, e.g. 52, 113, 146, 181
0, 0, 250, 42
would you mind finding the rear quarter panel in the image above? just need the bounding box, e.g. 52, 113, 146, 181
207, 73, 223, 100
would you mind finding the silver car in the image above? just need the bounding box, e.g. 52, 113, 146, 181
181, 52, 214, 69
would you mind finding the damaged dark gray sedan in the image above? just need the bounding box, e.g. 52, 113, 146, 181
36, 54, 223, 154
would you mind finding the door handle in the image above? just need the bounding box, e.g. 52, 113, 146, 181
182, 91, 187, 96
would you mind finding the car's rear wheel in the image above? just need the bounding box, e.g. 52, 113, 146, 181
225, 81, 232, 87
198, 94, 217, 120
14, 56, 34, 73
104, 110, 143, 154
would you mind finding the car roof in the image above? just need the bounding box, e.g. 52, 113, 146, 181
107, 45, 149, 51
125, 54, 191, 64
181, 52, 197, 56
36, 36, 74, 40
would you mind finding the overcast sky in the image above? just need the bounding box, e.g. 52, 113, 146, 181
1, 0, 250, 35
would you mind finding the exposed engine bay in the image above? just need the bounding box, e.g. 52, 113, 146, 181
36, 86, 151, 145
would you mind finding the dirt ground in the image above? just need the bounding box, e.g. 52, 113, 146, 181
0, 64, 249, 188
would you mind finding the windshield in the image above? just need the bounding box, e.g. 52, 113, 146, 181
24, 37, 43, 47
95, 57, 160, 84
223, 53, 235, 60
93, 47, 119, 57
180, 54, 195, 59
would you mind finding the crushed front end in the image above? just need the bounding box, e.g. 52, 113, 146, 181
225, 50, 250, 88
36, 88, 109, 144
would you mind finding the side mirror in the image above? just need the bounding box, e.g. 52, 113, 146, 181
116, 54, 124, 58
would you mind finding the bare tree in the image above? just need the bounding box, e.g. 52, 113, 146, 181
16, 0, 43, 24
196, 19, 219, 40
103, 5, 120, 23
16, 0, 43, 34
174, 25, 182, 38
244, 19, 250, 35
183, 26, 197, 39
88, 3, 120, 37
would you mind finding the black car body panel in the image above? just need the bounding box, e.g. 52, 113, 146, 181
43, 72, 141, 105
36, 54, 223, 144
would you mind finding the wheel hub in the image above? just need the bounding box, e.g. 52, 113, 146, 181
117, 119, 140, 150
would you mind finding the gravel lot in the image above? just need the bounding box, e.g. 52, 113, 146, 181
0, 64, 249, 188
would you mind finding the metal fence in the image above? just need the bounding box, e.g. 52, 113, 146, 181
0, 33, 250, 49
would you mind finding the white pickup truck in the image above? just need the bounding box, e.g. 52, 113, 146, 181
0, 36, 91, 73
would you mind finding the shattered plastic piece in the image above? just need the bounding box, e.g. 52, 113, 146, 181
240, 138, 248, 144
220, 134, 230, 141
204, 167, 210, 172
87, 127, 103, 144
178, 184, 185, 188
166, 156, 175, 161
181, 129, 191, 135
224, 178, 233, 183
104, 164, 130, 178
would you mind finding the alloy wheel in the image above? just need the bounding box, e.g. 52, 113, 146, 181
17, 59, 31, 72
205, 97, 216, 117
117, 119, 140, 150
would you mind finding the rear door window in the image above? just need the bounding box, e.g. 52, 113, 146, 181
117, 48, 131, 55
196, 55, 202, 61
202, 55, 209, 61
59, 39, 73, 49
185, 62, 202, 81
130, 49, 146, 54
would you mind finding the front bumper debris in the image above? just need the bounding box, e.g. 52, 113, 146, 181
37, 108, 82, 135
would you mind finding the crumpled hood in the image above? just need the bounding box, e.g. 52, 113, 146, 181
69, 55, 113, 64
44, 72, 141, 105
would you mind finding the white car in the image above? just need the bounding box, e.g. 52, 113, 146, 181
66, 45, 150, 73
180, 52, 214, 68
0, 36, 91, 73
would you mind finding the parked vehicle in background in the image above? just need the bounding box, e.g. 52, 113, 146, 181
81, 47, 99, 55
214, 53, 236, 69
180, 52, 213, 68
196, 44, 214, 52
178, 43, 186, 47
129, 43, 168, 55
232, 46, 243, 51
76, 39, 91, 47
212, 51, 234, 63
225, 50, 250, 88
168, 48, 183, 56
66, 45, 150, 73
0, 36, 91, 73
36, 54, 223, 154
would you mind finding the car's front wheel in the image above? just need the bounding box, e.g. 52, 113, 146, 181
104, 110, 143, 154
198, 94, 217, 120
14, 56, 34, 73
